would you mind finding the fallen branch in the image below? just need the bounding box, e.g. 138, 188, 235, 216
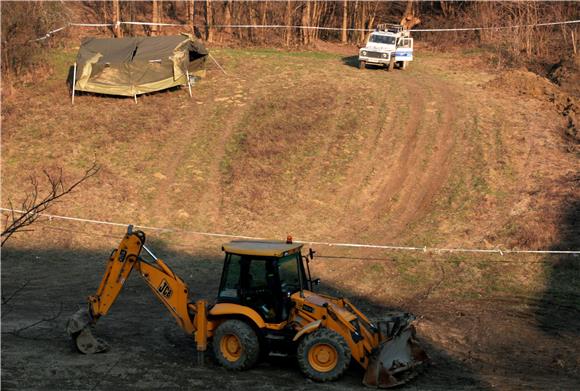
1, 279, 30, 305
2, 302, 63, 336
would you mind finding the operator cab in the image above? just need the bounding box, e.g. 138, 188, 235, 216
218, 240, 309, 323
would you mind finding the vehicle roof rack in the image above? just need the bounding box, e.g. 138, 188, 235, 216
376, 23, 404, 33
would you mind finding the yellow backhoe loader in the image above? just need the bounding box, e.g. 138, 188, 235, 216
67, 226, 427, 388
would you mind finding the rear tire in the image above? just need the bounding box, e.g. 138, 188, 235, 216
297, 328, 351, 382
359, 60, 366, 69
213, 320, 260, 370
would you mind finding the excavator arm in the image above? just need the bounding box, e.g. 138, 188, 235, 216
66, 226, 203, 354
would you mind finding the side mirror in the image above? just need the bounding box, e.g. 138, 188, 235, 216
309, 248, 316, 260
313, 278, 321, 286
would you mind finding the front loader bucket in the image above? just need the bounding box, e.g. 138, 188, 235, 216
363, 326, 428, 388
66, 308, 109, 354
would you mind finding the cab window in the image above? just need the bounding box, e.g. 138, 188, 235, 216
219, 254, 242, 299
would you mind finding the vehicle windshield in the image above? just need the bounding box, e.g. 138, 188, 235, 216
278, 254, 302, 291
369, 35, 396, 45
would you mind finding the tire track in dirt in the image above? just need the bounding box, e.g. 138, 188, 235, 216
333, 77, 405, 235
337, 73, 457, 242
385, 77, 457, 239
337, 76, 426, 239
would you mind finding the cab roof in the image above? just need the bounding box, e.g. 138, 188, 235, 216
222, 240, 303, 257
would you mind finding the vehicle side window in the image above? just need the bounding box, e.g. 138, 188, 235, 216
278, 254, 300, 287
248, 259, 268, 289
219, 254, 242, 299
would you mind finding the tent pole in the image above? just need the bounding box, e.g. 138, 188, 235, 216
71, 62, 77, 105
134, 94, 137, 104
186, 70, 192, 98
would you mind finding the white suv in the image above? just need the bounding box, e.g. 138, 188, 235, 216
358, 26, 413, 71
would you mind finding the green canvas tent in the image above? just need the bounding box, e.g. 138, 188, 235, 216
73, 34, 208, 97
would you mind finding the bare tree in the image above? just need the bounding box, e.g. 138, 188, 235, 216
1, 163, 100, 246
400, 0, 421, 30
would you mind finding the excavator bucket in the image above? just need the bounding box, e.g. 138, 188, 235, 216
363, 324, 428, 388
66, 308, 109, 354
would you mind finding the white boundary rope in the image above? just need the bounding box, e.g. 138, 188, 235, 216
215, 19, 580, 32
2, 208, 578, 256
29, 18, 580, 42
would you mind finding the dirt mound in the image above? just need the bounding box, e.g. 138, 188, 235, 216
486, 69, 579, 146
548, 55, 580, 98
485, 69, 558, 97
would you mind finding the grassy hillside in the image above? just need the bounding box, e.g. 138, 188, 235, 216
2, 47, 578, 301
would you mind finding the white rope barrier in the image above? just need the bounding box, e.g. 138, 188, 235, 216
215, 24, 372, 31
69, 22, 115, 27
121, 21, 188, 27
2, 208, 578, 256
30, 26, 69, 42
413, 19, 580, 32
215, 19, 580, 32
29, 18, 580, 43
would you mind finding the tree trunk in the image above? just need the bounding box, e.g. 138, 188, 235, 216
358, 1, 366, 44
223, 1, 232, 34
285, 0, 292, 46
113, 0, 121, 37
152, 0, 159, 36
205, 0, 213, 42
260, 1, 268, 42
188, 0, 195, 28
248, 3, 257, 42
102, 2, 109, 36
314, 1, 325, 42
341, 0, 348, 43
301, 1, 310, 45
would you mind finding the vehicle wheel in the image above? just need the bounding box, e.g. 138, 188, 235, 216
213, 319, 260, 370
297, 328, 351, 382
359, 60, 366, 69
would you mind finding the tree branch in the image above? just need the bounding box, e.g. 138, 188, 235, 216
1, 162, 100, 246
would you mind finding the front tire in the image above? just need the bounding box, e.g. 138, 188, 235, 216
213, 320, 260, 370
297, 328, 351, 382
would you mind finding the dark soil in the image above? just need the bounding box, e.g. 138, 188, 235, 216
2, 244, 579, 391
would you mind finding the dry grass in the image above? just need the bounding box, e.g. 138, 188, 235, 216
2, 47, 578, 302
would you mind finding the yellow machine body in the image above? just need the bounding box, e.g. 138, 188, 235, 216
67, 227, 426, 388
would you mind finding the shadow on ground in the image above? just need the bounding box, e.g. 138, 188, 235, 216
1, 242, 491, 390
538, 197, 580, 336
342, 55, 360, 69
341, 55, 388, 71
